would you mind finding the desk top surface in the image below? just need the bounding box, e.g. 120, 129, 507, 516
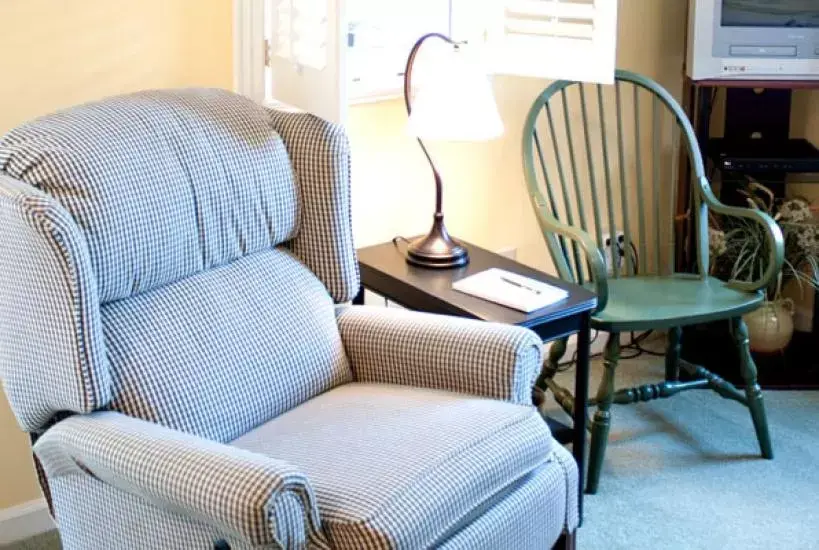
357, 239, 597, 328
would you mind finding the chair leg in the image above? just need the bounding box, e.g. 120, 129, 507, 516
586, 333, 620, 494
731, 317, 774, 459
665, 326, 682, 381
553, 530, 577, 550
537, 337, 568, 389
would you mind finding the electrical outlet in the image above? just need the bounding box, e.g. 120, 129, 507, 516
602, 231, 625, 248
601, 232, 626, 275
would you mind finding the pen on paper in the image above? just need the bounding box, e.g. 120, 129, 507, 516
500, 276, 541, 295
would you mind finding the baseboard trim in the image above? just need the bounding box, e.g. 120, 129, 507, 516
0, 498, 55, 545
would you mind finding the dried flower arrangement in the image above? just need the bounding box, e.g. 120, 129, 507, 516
709, 180, 819, 298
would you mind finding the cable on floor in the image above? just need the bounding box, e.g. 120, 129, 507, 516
555, 329, 666, 371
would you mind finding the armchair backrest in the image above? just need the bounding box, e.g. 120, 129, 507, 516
0, 89, 356, 441
521, 70, 707, 286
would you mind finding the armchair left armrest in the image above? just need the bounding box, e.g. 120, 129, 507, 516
336, 306, 543, 405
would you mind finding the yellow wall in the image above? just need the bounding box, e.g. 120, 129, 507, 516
0, 0, 232, 133
0, 0, 233, 511
348, 0, 689, 272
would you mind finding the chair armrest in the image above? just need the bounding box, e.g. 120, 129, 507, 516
531, 197, 608, 312
697, 178, 785, 292
34, 412, 325, 548
336, 306, 543, 405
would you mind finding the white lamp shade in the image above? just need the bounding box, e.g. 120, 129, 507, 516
406, 45, 504, 142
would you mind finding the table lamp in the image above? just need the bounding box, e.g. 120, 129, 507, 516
403, 33, 503, 268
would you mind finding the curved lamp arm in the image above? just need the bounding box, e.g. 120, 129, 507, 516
404, 32, 455, 216
401, 32, 470, 268
697, 177, 785, 292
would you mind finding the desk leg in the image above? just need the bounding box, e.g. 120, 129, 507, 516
352, 285, 365, 305
573, 312, 591, 525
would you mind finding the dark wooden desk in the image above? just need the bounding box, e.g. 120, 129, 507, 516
354, 239, 598, 522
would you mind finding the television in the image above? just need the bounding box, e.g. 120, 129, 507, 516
687, 0, 819, 80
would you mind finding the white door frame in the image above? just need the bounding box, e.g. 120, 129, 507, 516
233, 0, 348, 123
233, 0, 266, 102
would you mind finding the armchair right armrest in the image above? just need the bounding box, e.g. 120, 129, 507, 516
336, 306, 543, 405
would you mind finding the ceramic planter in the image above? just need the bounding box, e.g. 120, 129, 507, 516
743, 299, 794, 353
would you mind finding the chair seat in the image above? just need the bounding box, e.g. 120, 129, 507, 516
591, 275, 763, 332
231, 383, 559, 549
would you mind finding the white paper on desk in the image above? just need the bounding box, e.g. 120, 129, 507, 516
452, 268, 569, 313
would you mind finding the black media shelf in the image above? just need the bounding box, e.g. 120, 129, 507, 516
682, 83, 819, 389
682, 322, 819, 390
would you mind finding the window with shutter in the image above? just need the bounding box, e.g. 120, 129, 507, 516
249, 0, 618, 123
347, 0, 451, 102
479, 0, 618, 84
265, 0, 346, 124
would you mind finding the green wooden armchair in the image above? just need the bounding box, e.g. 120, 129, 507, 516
522, 70, 784, 494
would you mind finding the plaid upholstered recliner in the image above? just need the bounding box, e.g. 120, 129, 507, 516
0, 89, 578, 550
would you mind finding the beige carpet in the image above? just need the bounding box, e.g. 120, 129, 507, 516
551, 354, 819, 550
5, 356, 819, 550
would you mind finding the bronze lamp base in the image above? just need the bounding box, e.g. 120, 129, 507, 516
406, 214, 469, 268
402, 33, 475, 270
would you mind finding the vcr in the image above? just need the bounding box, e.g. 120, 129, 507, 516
708, 138, 819, 174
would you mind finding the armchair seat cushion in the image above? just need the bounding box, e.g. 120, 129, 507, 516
591, 275, 763, 332
231, 383, 558, 549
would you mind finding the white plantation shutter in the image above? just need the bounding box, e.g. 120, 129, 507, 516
267, 0, 346, 124
346, 0, 452, 102
461, 0, 617, 84
257, 0, 617, 124
274, 0, 328, 70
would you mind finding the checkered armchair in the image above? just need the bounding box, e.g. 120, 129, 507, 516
0, 89, 578, 549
